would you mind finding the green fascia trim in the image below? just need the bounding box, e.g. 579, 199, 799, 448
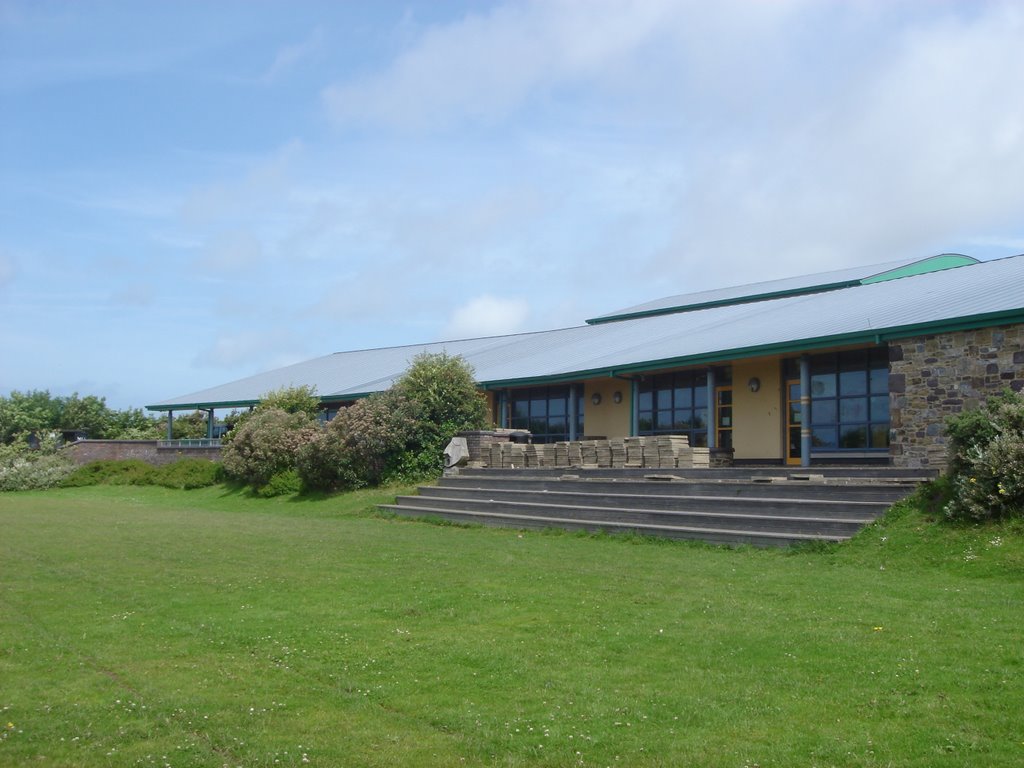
585, 281, 861, 325
481, 308, 1024, 389
145, 398, 261, 412
860, 254, 977, 284
146, 394, 368, 413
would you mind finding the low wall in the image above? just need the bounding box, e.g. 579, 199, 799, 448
64, 440, 222, 467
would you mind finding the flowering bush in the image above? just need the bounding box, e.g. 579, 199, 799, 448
0, 435, 75, 491
221, 408, 320, 489
0, 453, 75, 491
297, 391, 418, 492
944, 390, 1024, 521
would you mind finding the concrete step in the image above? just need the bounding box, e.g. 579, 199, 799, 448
380, 467, 922, 547
390, 494, 874, 537
419, 485, 889, 520
435, 475, 913, 504
454, 466, 934, 482
379, 502, 850, 548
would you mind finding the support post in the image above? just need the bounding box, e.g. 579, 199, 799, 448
800, 354, 811, 468
166, 410, 174, 440
206, 409, 215, 439
706, 368, 716, 449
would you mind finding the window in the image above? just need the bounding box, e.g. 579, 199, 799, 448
804, 349, 889, 450
637, 370, 709, 446
507, 385, 583, 443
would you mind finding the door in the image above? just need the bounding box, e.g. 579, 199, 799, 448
786, 378, 802, 465
716, 386, 733, 451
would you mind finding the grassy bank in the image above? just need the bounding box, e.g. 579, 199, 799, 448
1, 485, 1022, 767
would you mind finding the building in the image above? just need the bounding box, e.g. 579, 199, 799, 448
147, 253, 1024, 470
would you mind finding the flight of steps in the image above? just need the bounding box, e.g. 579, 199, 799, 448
379, 467, 933, 547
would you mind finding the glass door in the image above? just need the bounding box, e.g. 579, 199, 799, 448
786, 378, 802, 464
715, 386, 733, 450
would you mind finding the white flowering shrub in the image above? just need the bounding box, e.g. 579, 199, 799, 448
0, 449, 75, 491
944, 390, 1024, 521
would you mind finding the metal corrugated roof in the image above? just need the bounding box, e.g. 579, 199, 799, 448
586, 253, 978, 323
148, 254, 1024, 410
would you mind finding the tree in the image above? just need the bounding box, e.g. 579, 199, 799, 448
390, 353, 490, 478
0, 390, 63, 443
61, 393, 116, 438
392, 352, 488, 434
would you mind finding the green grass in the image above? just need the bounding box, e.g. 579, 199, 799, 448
1, 485, 1022, 767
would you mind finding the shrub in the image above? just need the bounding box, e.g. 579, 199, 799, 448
258, 385, 320, 418
297, 391, 418, 492
61, 459, 157, 487
222, 386, 321, 445
943, 390, 1024, 522
154, 459, 224, 489
255, 469, 303, 498
0, 453, 75, 491
221, 408, 319, 489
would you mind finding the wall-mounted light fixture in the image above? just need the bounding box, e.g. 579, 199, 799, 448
748, 377, 761, 393
612, 390, 623, 404
591, 392, 602, 406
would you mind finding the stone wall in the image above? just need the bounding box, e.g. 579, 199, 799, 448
64, 440, 222, 467
889, 323, 1024, 470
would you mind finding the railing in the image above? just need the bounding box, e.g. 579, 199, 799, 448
157, 439, 223, 449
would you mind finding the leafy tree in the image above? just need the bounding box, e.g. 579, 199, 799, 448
391, 353, 489, 477
61, 394, 116, 438
0, 390, 63, 443
171, 411, 210, 439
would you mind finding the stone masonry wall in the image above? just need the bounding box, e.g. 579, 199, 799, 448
889, 323, 1024, 470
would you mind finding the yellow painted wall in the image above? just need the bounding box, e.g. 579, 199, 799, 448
731, 357, 783, 460
583, 378, 631, 438
482, 392, 493, 426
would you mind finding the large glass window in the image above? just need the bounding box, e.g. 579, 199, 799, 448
637, 370, 709, 446
507, 385, 583, 443
805, 348, 889, 450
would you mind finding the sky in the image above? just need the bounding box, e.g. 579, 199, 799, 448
2, 0, 1023, 411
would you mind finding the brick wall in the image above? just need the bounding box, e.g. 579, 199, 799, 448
889, 323, 1024, 470
64, 440, 222, 467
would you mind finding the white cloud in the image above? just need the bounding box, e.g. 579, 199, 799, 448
261, 26, 324, 84
442, 294, 530, 339
192, 329, 306, 370
198, 230, 265, 271
322, 0, 685, 130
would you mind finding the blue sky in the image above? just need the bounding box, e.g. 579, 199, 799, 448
2, 0, 1023, 411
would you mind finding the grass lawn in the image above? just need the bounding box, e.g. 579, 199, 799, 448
1, 484, 1022, 767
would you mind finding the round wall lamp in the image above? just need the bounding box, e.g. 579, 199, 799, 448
591, 392, 602, 406
748, 377, 761, 393
612, 390, 623, 404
